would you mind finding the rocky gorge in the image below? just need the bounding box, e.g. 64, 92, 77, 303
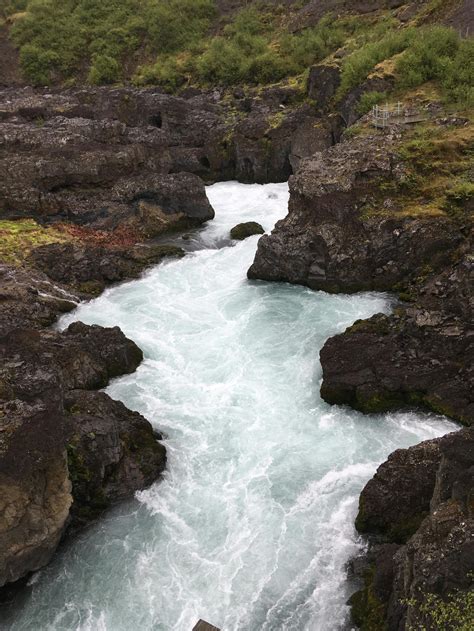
248, 120, 474, 626
0, 0, 473, 628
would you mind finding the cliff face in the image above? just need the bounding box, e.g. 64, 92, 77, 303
0, 85, 332, 223
351, 428, 474, 630
0, 275, 166, 587
249, 129, 473, 425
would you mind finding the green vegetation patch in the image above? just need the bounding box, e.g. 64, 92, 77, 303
136, 9, 349, 89
11, 0, 217, 85
406, 585, 474, 631
337, 24, 474, 108
0, 218, 69, 265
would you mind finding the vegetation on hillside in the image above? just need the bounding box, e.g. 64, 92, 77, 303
2, 0, 473, 109
337, 24, 474, 107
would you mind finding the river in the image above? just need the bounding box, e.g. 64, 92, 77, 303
5, 182, 455, 631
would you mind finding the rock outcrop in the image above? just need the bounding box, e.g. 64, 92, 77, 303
248, 132, 473, 426
0, 85, 331, 223
351, 428, 474, 630
29, 242, 184, 296
0, 317, 166, 588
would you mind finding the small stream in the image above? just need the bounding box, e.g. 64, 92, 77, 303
4, 182, 455, 631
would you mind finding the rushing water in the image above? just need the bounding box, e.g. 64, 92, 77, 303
5, 182, 455, 631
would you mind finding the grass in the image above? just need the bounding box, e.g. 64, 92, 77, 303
359, 118, 474, 220
0, 219, 69, 264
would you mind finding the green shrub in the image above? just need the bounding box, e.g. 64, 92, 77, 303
337, 28, 415, 98
356, 90, 387, 114
18, 43, 59, 84
135, 55, 189, 91
1, 0, 27, 18
145, 0, 216, 54
87, 54, 120, 85
11, 0, 216, 84
281, 16, 345, 71
397, 26, 459, 88
396, 27, 473, 106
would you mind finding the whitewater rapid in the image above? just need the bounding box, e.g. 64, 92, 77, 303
5, 182, 455, 631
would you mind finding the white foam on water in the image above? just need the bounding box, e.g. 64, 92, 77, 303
5, 182, 456, 631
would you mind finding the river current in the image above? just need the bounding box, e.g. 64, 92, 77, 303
6, 182, 455, 631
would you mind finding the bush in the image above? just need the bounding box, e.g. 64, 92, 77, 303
396, 27, 473, 106
356, 90, 387, 114
1, 0, 27, 18
135, 55, 190, 91
87, 54, 120, 85
11, 0, 216, 84
281, 16, 345, 71
397, 26, 459, 88
337, 28, 415, 98
19, 43, 59, 84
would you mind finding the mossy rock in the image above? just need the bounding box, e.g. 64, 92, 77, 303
350, 565, 388, 631
230, 222, 265, 240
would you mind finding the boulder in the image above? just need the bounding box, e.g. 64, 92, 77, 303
65, 390, 166, 527
230, 221, 265, 240
351, 428, 474, 630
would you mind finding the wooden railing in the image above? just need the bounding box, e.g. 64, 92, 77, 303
371, 102, 428, 128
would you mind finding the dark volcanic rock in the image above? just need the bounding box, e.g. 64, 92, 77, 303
0, 263, 80, 336
29, 242, 184, 295
0, 85, 325, 222
249, 134, 462, 292
352, 428, 474, 630
65, 390, 166, 527
249, 134, 473, 426
0, 322, 165, 587
320, 249, 474, 424
355, 438, 443, 542
307, 63, 341, 110
230, 221, 265, 240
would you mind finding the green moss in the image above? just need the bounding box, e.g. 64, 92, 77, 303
443, 181, 474, 216
350, 565, 388, 631
346, 318, 391, 336
76, 280, 105, 296
406, 585, 474, 631
0, 219, 68, 265
423, 394, 471, 426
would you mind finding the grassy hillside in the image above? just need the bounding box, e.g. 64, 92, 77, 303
0, 0, 471, 107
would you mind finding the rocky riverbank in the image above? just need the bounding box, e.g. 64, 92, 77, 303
249, 114, 473, 626
0, 72, 333, 589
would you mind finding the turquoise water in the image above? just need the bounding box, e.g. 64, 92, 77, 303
5, 182, 455, 631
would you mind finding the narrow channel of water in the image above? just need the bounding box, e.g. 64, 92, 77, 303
6, 182, 455, 631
